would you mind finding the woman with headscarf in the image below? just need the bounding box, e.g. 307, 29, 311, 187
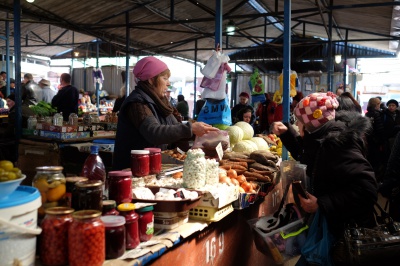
271, 92, 377, 265
113, 57, 218, 170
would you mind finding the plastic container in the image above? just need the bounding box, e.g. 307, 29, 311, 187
102, 200, 119, 216
40, 207, 74, 266
108, 170, 132, 205
81, 145, 107, 194
33, 166, 66, 217
72, 180, 103, 211
0, 175, 26, 200
136, 205, 154, 242
0, 186, 42, 266
144, 148, 162, 174
65, 177, 88, 208
130, 150, 150, 177
100, 216, 126, 259
189, 204, 234, 222
118, 203, 140, 250
68, 210, 105, 266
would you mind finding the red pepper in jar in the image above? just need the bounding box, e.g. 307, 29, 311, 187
40, 207, 74, 266
68, 210, 105, 266
130, 150, 150, 177
144, 148, 162, 174
108, 170, 133, 205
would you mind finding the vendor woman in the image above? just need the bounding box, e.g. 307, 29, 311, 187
113, 57, 218, 170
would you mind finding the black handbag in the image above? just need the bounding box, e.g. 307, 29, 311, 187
344, 202, 400, 265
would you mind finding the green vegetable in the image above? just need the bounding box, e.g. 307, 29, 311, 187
234, 121, 254, 140
225, 125, 244, 146
30, 101, 57, 117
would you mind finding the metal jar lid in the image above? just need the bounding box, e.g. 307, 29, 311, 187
36, 166, 64, 172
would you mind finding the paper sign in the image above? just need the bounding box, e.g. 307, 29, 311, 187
216, 142, 224, 161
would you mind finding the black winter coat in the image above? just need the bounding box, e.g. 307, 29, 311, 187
280, 111, 378, 237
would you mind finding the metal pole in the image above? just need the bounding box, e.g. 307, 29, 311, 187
282, 0, 291, 161
328, 0, 333, 91
125, 11, 130, 96
343, 30, 349, 89
215, 0, 222, 48
193, 39, 197, 118
96, 40, 100, 115
5, 17, 10, 96
13, 0, 22, 158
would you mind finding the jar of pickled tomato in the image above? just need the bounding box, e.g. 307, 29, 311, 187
130, 150, 150, 177
117, 203, 140, 249
144, 148, 162, 174
108, 170, 132, 205
40, 207, 74, 266
136, 205, 154, 242
100, 216, 126, 259
68, 210, 105, 266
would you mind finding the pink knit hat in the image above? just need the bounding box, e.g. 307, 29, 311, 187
133, 57, 168, 81
294, 92, 339, 133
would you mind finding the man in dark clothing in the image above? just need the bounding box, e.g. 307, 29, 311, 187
52, 73, 79, 121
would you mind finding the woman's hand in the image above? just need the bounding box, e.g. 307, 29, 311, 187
299, 192, 319, 213
271, 122, 288, 136
191, 122, 219, 137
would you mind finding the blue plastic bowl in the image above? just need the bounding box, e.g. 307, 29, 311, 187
0, 175, 26, 200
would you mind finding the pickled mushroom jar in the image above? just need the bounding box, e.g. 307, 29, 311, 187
68, 210, 105, 266
40, 207, 74, 266
33, 166, 66, 217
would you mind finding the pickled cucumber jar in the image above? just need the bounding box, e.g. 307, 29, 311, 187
33, 166, 66, 217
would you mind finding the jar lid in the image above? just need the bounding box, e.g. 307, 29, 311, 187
65, 176, 88, 183
75, 180, 103, 188
108, 170, 132, 177
45, 207, 75, 215
144, 148, 161, 153
36, 166, 64, 171
131, 150, 150, 155
72, 210, 102, 219
136, 205, 154, 213
100, 216, 126, 227
117, 202, 136, 211
102, 200, 117, 210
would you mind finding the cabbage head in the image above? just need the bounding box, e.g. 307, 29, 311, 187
250, 137, 269, 151
232, 140, 258, 153
225, 126, 244, 146
234, 121, 254, 140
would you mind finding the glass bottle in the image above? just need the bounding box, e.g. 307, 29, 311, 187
27, 115, 37, 129
33, 166, 66, 217
68, 113, 78, 126
100, 216, 126, 259
136, 205, 154, 242
72, 180, 103, 211
40, 207, 74, 266
68, 210, 105, 266
117, 203, 140, 250
81, 145, 106, 195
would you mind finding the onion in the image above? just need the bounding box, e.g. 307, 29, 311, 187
227, 169, 238, 179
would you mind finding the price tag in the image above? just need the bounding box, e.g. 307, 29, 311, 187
216, 142, 224, 161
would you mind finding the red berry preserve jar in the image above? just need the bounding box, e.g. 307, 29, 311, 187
100, 216, 126, 259
136, 205, 154, 242
144, 148, 162, 174
117, 203, 140, 250
108, 170, 132, 205
40, 207, 74, 266
130, 150, 150, 177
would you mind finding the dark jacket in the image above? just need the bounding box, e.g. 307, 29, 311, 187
0, 102, 35, 138
52, 85, 79, 121
113, 86, 193, 170
231, 103, 253, 123
280, 111, 378, 237
383, 108, 400, 139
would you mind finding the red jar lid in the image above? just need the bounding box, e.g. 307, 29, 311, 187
131, 150, 150, 155
144, 148, 161, 153
108, 170, 132, 177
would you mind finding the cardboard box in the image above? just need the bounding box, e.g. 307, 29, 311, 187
22, 129, 39, 136
92, 130, 116, 137
198, 185, 239, 208
232, 192, 258, 210
154, 214, 189, 229
39, 131, 90, 140
36, 123, 77, 133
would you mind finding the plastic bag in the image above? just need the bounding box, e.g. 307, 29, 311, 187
200, 50, 222, 79
197, 97, 232, 126
192, 130, 230, 158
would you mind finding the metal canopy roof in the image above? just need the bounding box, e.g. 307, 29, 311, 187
0, 0, 399, 72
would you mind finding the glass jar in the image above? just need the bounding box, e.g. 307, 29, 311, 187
130, 150, 150, 177
68, 210, 105, 266
33, 166, 66, 217
65, 177, 88, 208
83, 113, 92, 126
182, 149, 206, 189
102, 200, 119, 216
27, 115, 37, 129
117, 203, 140, 250
53, 113, 63, 126
144, 148, 162, 174
68, 113, 79, 126
100, 216, 126, 259
72, 180, 103, 211
40, 207, 74, 266
108, 171, 132, 205
136, 205, 154, 242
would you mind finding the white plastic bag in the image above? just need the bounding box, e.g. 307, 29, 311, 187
201, 50, 222, 79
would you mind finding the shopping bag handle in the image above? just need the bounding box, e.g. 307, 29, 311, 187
280, 225, 309, 239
